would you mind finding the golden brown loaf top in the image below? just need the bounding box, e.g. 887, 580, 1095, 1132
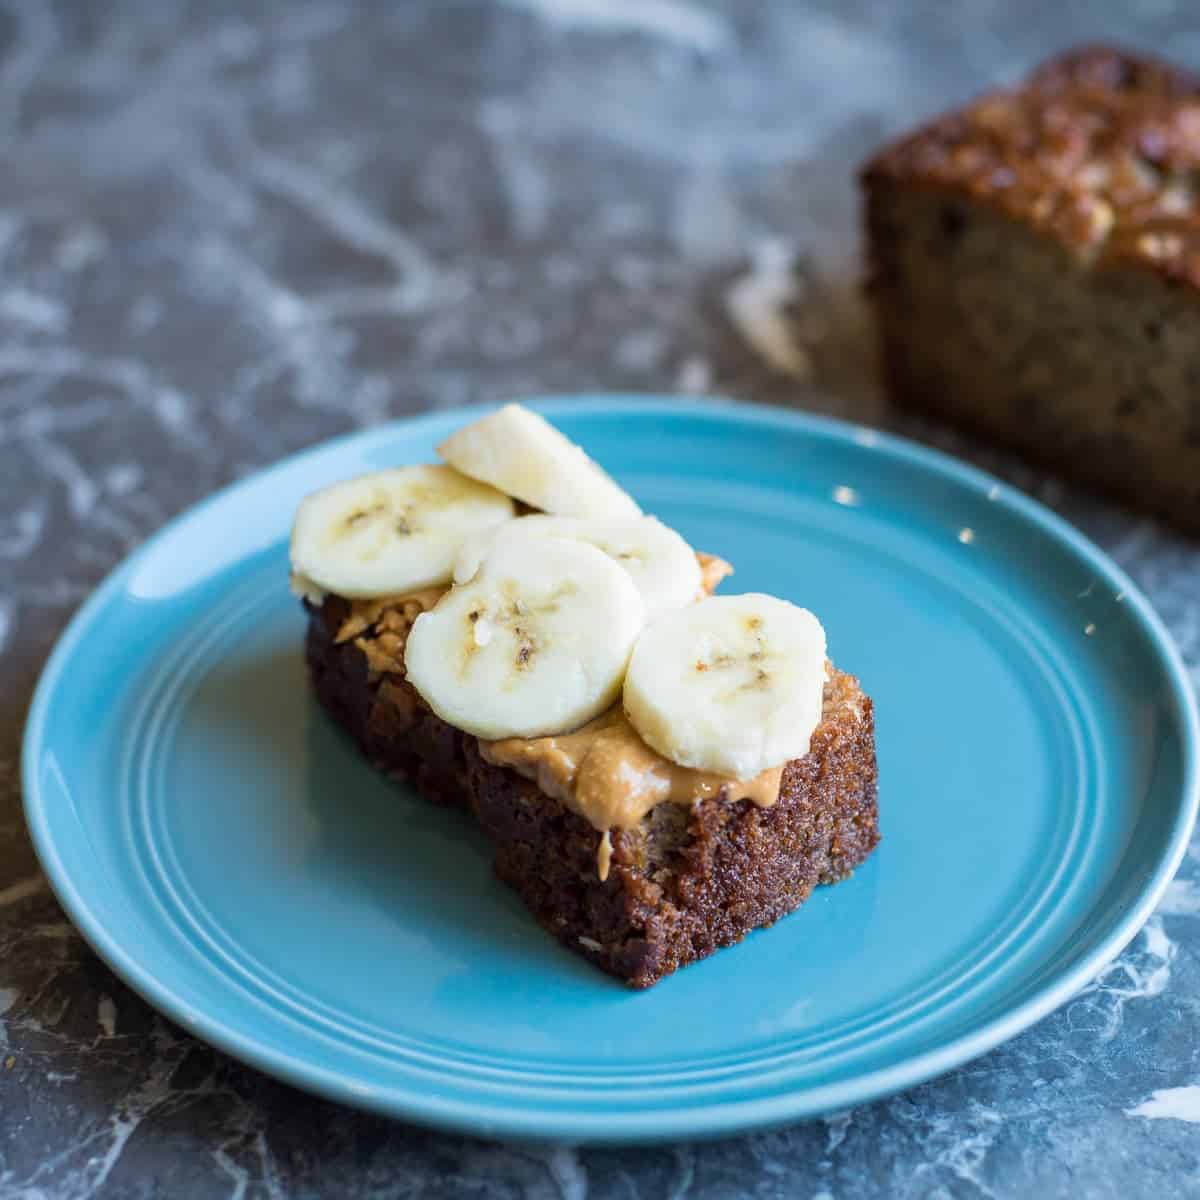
862, 45, 1200, 286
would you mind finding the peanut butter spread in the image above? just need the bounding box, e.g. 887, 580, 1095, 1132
596, 830, 613, 883
335, 587, 446, 680
695, 552, 734, 596
479, 706, 785, 835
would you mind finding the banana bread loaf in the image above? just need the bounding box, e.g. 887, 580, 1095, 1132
862, 44, 1200, 529
303, 588, 879, 988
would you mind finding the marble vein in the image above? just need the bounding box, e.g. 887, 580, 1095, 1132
0, 875, 46, 907
1158, 877, 1200, 915
1127, 1085, 1200, 1124
496, 0, 732, 55
726, 240, 813, 379
249, 153, 438, 308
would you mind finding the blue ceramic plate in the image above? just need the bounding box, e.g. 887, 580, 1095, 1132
23, 398, 1199, 1143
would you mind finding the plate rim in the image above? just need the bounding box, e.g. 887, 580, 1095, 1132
21, 395, 1200, 1143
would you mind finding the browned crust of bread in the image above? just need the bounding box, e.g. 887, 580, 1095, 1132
304, 596, 880, 988
862, 44, 1200, 287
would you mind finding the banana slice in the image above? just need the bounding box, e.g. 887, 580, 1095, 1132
453, 515, 702, 619
623, 594, 827, 779
404, 536, 645, 740
289, 465, 515, 599
437, 403, 642, 520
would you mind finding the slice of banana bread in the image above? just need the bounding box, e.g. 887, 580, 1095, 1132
303, 590, 879, 988
862, 44, 1200, 530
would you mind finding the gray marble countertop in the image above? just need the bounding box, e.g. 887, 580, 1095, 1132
3, 1, 1200, 1196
